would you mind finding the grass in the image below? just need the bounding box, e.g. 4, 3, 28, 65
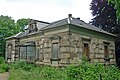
8, 60, 120, 80
0, 57, 120, 80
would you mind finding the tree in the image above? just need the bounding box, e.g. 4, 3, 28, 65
0, 15, 19, 57
108, 0, 120, 20
90, 0, 120, 68
90, 0, 117, 33
0, 16, 29, 57
16, 18, 29, 32
107, 0, 120, 68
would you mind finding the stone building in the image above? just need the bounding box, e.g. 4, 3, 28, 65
5, 14, 116, 66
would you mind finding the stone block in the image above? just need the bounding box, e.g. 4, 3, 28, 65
110, 59, 115, 62
70, 47, 74, 52
60, 47, 69, 52
109, 55, 113, 58
95, 54, 104, 58
61, 53, 70, 59
51, 61, 59, 67
70, 59, 77, 64
44, 48, 51, 53
44, 53, 50, 58
99, 50, 104, 54
44, 62, 50, 66
43, 59, 50, 63
90, 54, 94, 58
73, 57, 79, 61
99, 59, 104, 63
60, 59, 65, 63
95, 48, 99, 53
99, 40, 102, 44
93, 59, 99, 62
61, 53, 66, 59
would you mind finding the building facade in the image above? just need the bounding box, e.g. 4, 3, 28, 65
5, 14, 116, 66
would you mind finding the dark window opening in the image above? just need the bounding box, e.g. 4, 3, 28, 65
83, 43, 89, 58
104, 46, 109, 58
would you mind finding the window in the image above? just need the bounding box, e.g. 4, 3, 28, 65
8, 49, 11, 58
36, 48, 43, 61
20, 46, 26, 59
103, 42, 110, 60
104, 45, 109, 58
27, 45, 36, 62
8, 48, 11, 59
36, 48, 40, 60
7, 44, 12, 59
51, 43, 59, 59
83, 43, 89, 58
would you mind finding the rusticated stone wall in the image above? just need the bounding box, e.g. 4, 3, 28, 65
5, 25, 115, 66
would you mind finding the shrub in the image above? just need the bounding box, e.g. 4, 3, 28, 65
8, 60, 120, 80
66, 62, 120, 80
0, 57, 5, 64
0, 63, 9, 73
40, 66, 67, 80
0, 57, 9, 73
10, 61, 34, 71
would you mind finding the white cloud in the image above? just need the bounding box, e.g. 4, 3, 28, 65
0, 0, 92, 23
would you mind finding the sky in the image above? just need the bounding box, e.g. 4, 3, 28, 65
0, 0, 93, 23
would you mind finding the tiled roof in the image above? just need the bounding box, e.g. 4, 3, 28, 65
41, 18, 68, 30
42, 14, 116, 37
6, 14, 116, 40
5, 32, 25, 40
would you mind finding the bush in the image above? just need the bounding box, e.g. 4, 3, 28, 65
8, 60, 120, 80
66, 62, 120, 80
0, 63, 9, 73
0, 57, 9, 73
0, 57, 5, 64
10, 61, 34, 71
40, 66, 67, 80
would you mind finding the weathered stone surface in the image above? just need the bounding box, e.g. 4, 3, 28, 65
99, 50, 104, 54
60, 47, 69, 52
93, 59, 99, 63
5, 18, 116, 66
99, 59, 104, 63
95, 54, 104, 58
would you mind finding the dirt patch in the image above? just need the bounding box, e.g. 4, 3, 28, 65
0, 72, 9, 80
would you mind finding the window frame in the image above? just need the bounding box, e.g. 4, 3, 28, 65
51, 42, 60, 59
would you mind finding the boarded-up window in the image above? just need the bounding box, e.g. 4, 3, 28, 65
8, 49, 11, 59
20, 46, 26, 59
8, 48, 11, 59
36, 48, 40, 60
36, 48, 43, 61
27, 46, 35, 62
52, 43, 59, 59
7, 44, 12, 59
83, 43, 89, 58
104, 46, 109, 58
